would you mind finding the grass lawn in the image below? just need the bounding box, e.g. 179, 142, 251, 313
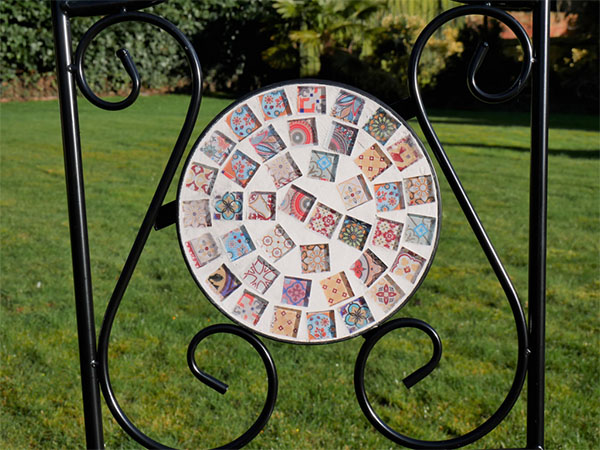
1, 94, 598, 449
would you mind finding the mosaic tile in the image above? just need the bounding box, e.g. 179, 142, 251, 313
182, 200, 211, 228
221, 225, 255, 261
279, 185, 316, 222
368, 275, 405, 313
404, 214, 436, 246
226, 104, 261, 140
372, 216, 403, 251
258, 224, 295, 262
306, 202, 343, 239
232, 290, 268, 326
185, 233, 220, 269
307, 150, 339, 182
242, 255, 279, 294
259, 88, 291, 120
197, 131, 235, 165
320, 271, 354, 307
271, 306, 302, 338
300, 243, 330, 273
297, 86, 326, 114
387, 135, 422, 172
184, 162, 217, 194
281, 276, 312, 307
354, 143, 392, 181
288, 118, 318, 146
221, 150, 259, 188
307, 310, 336, 341
391, 247, 426, 283
207, 264, 241, 300
327, 122, 358, 155
337, 174, 372, 210
363, 107, 400, 145
405, 175, 435, 206
249, 125, 286, 161
374, 182, 404, 212
265, 153, 302, 189
338, 216, 371, 250
330, 90, 365, 125
247, 191, 276, 221
350, 249, 387, 287
339, 297, 374, 334
213, 192, 243, 221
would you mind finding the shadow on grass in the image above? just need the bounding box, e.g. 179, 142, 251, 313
444, 142, 599, 159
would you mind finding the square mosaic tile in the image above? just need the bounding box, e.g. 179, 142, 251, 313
221, 225, 255, 261
242, 255, 280, 294
337, 174, 372, 210
222, 150, 259, 188
185, 233, 220, 268
363, 107, 400, 145
206, 264, 241, 300
338, 215, 372, 250
226, 104, 261, 140
259, 89, 292, 120
181, 200, 211, 228
327, 122, 358, 155
279, 185, 316, 222
297, 86, 326, 114
387, 135, 422, 172
350, 249, 387, 287
306, 202, 343, 239
300, 243, 330, 273
197, 131, 235, 165
281, 276, 312, 307
391, 247, 426, 283
404, 214, 436, 246
368, 275, 405, 313
330, 90, 365, 125
374, 182, 404, 212
338, 297, 374, 334
247, 191, 276, 221
307, 310, 336, 341
288, 118, 318, 146
307, 150, 339, 182
232, 290, 268, 326
213, 192, 243, 221
257, 224, 295, 262
320, 271, 354, 306
354, 143, 392, 181
271, 306, 302, 338
184, 162, 217, 194
372, 217, 403, 251
405, 175, 435, 206
265, 153, 302, 189
249, 125, 286, 161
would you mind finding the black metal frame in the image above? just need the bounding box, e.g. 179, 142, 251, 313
51, 0, 548, 448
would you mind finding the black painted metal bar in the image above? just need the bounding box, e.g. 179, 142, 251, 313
51, 1, 104, 448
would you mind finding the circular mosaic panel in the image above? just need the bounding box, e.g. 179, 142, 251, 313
177, 80, 441, 344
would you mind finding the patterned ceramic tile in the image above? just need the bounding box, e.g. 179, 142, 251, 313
221, 225, 255, 261
232, 290, 268, 325
257, 224, 295, 262
350, 249, 387, 287
306, 202, 343, 238
387, 135, 422, 172
182, 200, 211, 228
226, 104, 261, 140
184, 162, 217, 194
404, 214, 436, 246
288, 118, 318, 146
270, 306, 302, 338
307, 150, 339, 182
249, 125, 286, 161
368, 275, 405, 313
405, 175, 435, 206
338, 297, 374, 334
265, 153, 302, 189
207, 264, 241, 300
185, 233, 220, 268
327, 122, 358, 155
279, 185, 316, 222
391, 247, 426, 283
363, 107, 400, 145
213, 192, 243, 221
306, 310, 336, 341
222, 150, 260, 188
371, 217, 403, 251
281, 276, 312, 307
374, 182, 404, 212
330, 90, 365, 125
300, 244, 330, 273
338, 216, 371, 250
242, 255, 280, 294
247, 191, 276, 221
259, 89, 292, 120
337, 174, 372, 210
320, 271, 354, 306
354, 143, 392, 181
297, 86, 326, 114
197, 131, 235, 165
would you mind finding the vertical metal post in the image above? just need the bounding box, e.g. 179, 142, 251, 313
527, 0, 550, 449
52, 1, 104, 448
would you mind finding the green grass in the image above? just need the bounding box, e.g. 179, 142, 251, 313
1, 95, 598, 449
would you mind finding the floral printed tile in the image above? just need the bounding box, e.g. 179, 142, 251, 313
221, 225, 255, 261
250, 125, 286, 161
387, 135, 422, 172
207, 264, 241, 300
372, 217, 403, 251
374, 182, 404, 212
300, 244, 330, 273
184, 162, 217, 194
182, 200, 211, 228
354, 143, 392, 181
368, 275, 405, 313
338, 216, 371, 250
257, 224, 295, 262
297, 86, 326, 114
320, 271, 354, 307
307, 150, 339, 182
197, 131, 235, 165
330, 90, 365, 125
337, 174, 372, 210
226, 104, 261, 140
363, 107, 400, 145
279, 185, 316, 222
404, 214, 436, 246
338, 297, 374, 334
247, 191, 276, 221
185, 233, 220, 268
222, 150, 260, 188
306, 202, 343, 239
391, 247, 426, 283
242, 255, 280, 294
265, 153, 302, 189
232, 290, 268, 326
405, 175, 435, 206
213, 192, 243, 221
288, 118, 318, 146
350, 249, 387, 287
327, 122, 358, 155
307, 310, 336, 341
281, 276, 312, 307
271, 306, 302, 338
259, 89, 291, 121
